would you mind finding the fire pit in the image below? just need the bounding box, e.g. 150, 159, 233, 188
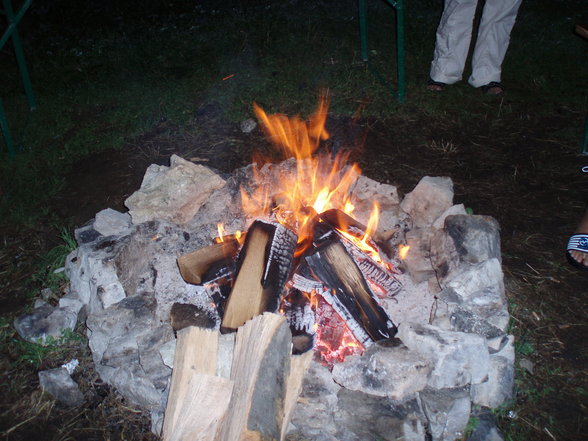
64, 100, 513, 441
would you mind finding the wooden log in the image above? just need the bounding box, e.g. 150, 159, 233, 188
280, 350, 313, 441
221, 221, 297, 332
162, 326, 221, 441
177, 239, 240, 285
167, 373, 233, 441
305, 236, 396, 343
219, 313, 292, 441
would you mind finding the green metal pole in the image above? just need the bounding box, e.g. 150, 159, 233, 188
395, 0, 405, 103
3, 0, 36, 110
582, 115, 588, 155
358, 0, 368, 61
0, 99, 16, 158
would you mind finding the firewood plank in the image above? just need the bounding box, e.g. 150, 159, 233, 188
167, 373, 233, 441
219, 313, 291, 441
306, 238, 394, 342
177, 239, 239, 285
280, 350, 313, 441
162, 326, 219, 441
221, 221, 296, 332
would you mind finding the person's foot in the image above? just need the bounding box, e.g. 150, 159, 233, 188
480, 82, 503, 95
427, 79, 446, 92
567, 208, 588, 269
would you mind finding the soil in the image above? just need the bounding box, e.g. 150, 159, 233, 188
1, 101, 587, 440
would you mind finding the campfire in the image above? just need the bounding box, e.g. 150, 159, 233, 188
63, 97, 512, 441
177, 97, 403, 367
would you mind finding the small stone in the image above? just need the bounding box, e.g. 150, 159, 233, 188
39, 367, 85, 406
240, 118, 257, 133
518, 357, 534, 375
94, 208, 132, 237
159, 339, 176, 368
14, 305, 77, 345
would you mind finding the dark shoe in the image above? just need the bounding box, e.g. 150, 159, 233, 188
427, 79, 446, 92
480, 82, 503, 95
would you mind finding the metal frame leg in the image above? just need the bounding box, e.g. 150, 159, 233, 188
582, 115, 588, 155
358, 0, 405, 103
0, 99, 16, 158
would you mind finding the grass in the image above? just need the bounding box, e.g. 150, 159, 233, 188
1, 0, 587, 440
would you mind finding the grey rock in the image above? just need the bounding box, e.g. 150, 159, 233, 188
400, 176, 454, 228
74, 222, 101, 245
449, 309, 504, 340
349, 175, 400, 228
331, 342, 431, 400
240, 118, 257, 133
397, 323, 489, 389
431, 215, 501, 280
110, 365, 162, 408
58, 292, 85, 317
467, 408, 504, 441
420, 386, 471, 441
14, 304, 77, 345
335, 388, 427, 441
290, 361, 340, 439
471, 336, 514, 408
38, 367, 85, 406
137, 325, 174, 390
159, 339, 176, 368
433, 204, 468, 230
125, 155, 226, 225
94, 208, 132, 237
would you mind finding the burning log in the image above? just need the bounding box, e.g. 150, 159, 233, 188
221, 220, 297, 332
305, 235, 396, 345
177, 239, 240, 285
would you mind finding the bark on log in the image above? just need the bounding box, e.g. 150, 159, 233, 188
221, 221, 297, 332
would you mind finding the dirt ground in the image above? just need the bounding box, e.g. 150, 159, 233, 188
1, 100, 587, 440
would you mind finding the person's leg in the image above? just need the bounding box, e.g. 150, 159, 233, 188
468, 0, 523, 89
429, 0, 479, 86
568, 207, 588, 268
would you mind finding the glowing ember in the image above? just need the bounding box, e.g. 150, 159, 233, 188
311, 294, 364, 366
399, 244, 410, 260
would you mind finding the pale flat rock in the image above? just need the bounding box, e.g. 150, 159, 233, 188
331, 343, 431, 400
400, 176, 454, 228
125, 155, 226, 225
94, 208, 132, 237
397, 323, 489, 389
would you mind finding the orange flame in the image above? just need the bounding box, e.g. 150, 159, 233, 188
399, 244, 410, 260
244, 97, 366, 256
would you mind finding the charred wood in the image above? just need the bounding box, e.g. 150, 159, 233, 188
221, 220, 297, 332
